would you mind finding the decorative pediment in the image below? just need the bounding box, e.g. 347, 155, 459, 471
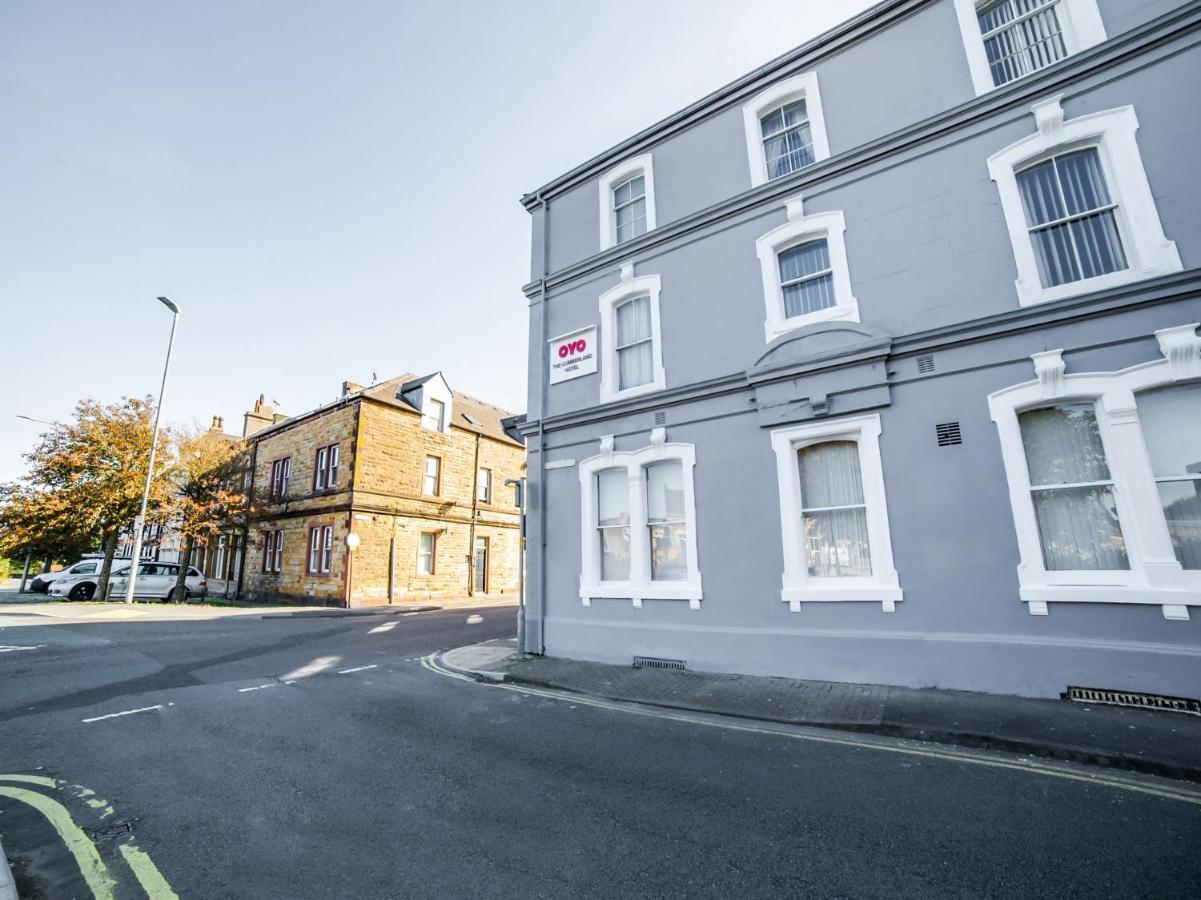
748, 322, 893, 427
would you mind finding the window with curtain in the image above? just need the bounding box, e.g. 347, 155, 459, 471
1015, 148, 1127, 289
1018, 403, 1129, 570
417, 532, 436, 575
596, 468, 631, 582
778, 239, 835, 319
646, 461, 687, 581
615, 296, 653, 391
1136, 384, 1201, 570
796, 441, 872, 577
613, 174, 647, 244
422, 456, 441, 496
978, 0, 1067, 87
761, 99, 814, 180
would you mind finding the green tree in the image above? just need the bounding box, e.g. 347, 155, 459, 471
166, 428, 251, 602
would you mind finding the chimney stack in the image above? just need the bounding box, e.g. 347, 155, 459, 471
210, 415, 225, 432
342, 381, 363, 397
243, 394, 277, 437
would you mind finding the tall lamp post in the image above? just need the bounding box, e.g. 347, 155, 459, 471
125, 296, 180, 603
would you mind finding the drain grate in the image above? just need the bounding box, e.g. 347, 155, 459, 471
1064, 686, 1201, 715
633, 655, 686, 671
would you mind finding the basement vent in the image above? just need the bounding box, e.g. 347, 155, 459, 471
654, 411, 667, 426
1064, 686, 1200, 715
935, 421, 963, 447
917, 354, 936, 374
633, 655, 686, 671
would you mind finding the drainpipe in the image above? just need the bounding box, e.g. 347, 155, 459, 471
467, 431, 482, 596
535, 193, 550, 655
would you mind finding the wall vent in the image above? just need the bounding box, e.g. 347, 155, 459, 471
1064, 686, 1200, 715
654, 411, 667, 426
633, 655, 686, 671
935, 421, 963, 446
917, 354, 936, 374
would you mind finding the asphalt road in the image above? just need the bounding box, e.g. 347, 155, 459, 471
1, 604, 1198, 899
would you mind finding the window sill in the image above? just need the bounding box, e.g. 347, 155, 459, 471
780, 585, 902, 613
1016, 262, 1181, 308
1019, 584, 1199, 620
600, 379, 667, 406
581, 582, 702, 610
765, 301, 859, 343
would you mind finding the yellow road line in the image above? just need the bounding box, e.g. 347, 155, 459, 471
0, 774, 59, 788
423, 653, 1201, 808
0, 786, 116, 900
119, 842, 180, 899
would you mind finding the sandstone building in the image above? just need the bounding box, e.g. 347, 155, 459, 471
239, 375, 523, 606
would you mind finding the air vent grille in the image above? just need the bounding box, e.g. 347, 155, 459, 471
654, 411, 667, 426
633, 655, 686, 671
917, 354, 936, 374
936, 422, 963, 447
1064, 686, 1200, 715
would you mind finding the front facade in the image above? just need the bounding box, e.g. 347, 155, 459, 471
242, 375, 524, 607
519, 0, 1201, 698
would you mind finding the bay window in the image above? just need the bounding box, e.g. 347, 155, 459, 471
579, 433, 702, 608
988, 324, 1201, 619
771, 414, 902, 612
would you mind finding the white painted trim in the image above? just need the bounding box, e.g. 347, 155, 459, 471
414, 372, 454, 434
952, 0, 1107, 97
741, 71, 831, 188
770, 413, 902, 612
755, 195, 859, 342
987, 99, 1181, 308
598, 270, 667, 404
988, 324, 1201, 618
578, 436, 703, 609
598, 153, 657, 251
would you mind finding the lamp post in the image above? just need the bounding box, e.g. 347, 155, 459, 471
125, 296, 180, 603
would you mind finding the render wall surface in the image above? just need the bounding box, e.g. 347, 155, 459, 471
520, 0, 1201, 696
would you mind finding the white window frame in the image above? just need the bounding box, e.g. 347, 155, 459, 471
989, 324, 1201, 621
770, 413, 902, 612
599, 268, 666, 404
755, 196, 858, 342
598, 154, 657, 251
987, 97, 1181, 308
422, 398, 446, 432
578, 430, 702, 609
742, 72, 831, 189
953, 0, 1106, 97
477, 467, 492, 503
417, 532, 436, 576
422, 455, 441, 497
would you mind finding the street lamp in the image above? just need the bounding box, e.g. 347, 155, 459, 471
125, 296, 180, 603
15, 414, 54, 425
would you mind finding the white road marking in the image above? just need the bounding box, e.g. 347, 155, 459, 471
82, 705, 163, 724
0, 645, 44, 652
238, 684, 277, 693
281, 655, 341, 680
337, 664, 378, 674
368, 622, 397, 634
466, 615, 483, 625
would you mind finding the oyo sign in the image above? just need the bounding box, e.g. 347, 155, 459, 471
548, 327, 597, 384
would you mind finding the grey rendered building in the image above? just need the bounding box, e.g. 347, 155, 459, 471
518, 0, 1201, 698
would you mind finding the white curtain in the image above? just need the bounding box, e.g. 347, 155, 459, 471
797, 441, 872, 578
1019, 404, 1129, 570
1137, 384, 1201, 570
779, 239, 834, 318
597, 469, 630, 581
646, 461, 687, 581
616, 296, 653, 390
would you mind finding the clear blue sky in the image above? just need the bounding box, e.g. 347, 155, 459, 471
0, 0, 872, 482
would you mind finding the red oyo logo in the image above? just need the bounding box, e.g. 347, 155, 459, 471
558, 338, 587, 358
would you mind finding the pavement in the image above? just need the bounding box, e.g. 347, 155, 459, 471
3, 607, 1200, 897
441, 639, 1201, 783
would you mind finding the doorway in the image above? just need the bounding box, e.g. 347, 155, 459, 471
473, 537, 488, 594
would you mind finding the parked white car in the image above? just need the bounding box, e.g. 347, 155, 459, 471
28, 558, 106, 593
106, 563, 208, 602
48, 561, 132, 600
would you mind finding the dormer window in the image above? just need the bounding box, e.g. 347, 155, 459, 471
598, 154, 657, 251
422, 398, 446, 432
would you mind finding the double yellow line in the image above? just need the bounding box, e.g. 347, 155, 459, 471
0, 774, 178, 899
421, 653, 1201, 808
